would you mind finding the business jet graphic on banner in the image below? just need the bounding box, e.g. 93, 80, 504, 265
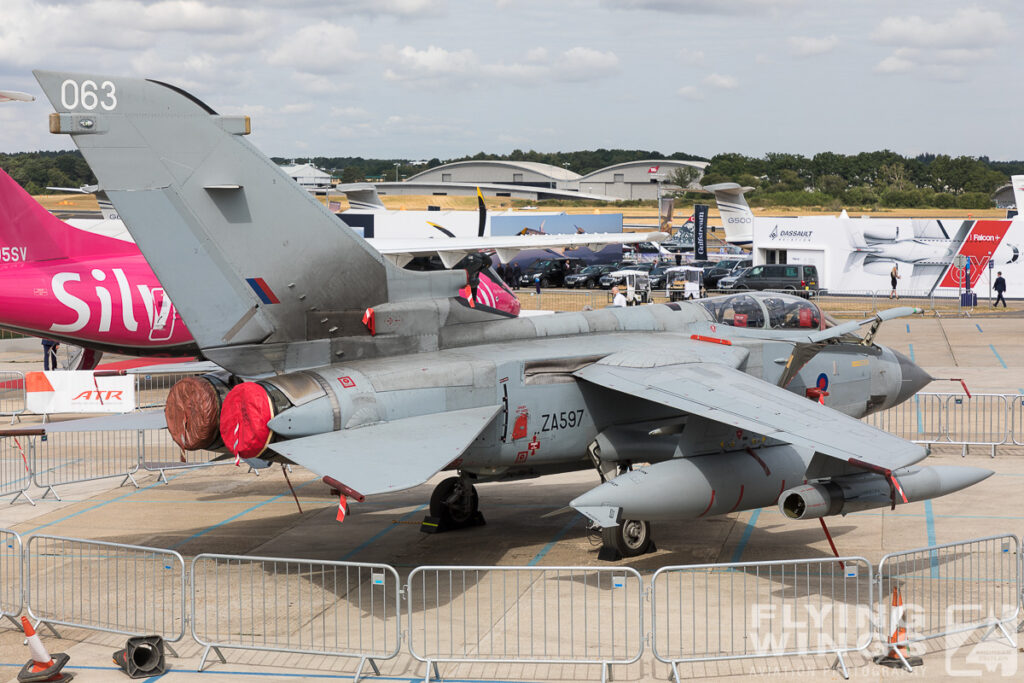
711, 179, 1024, 295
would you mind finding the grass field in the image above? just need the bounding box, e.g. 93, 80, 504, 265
35, 191, 1008, 224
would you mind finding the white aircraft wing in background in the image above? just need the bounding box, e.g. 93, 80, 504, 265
368, 231, 669, 268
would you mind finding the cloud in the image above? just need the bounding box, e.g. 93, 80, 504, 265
704, 73, 738, 89
677, 85, 704, 100
345, 0, 444, 17
872, 9, 1006, 80
678, 48, 705, 66
873, 8, 1008, 48
788, 34, 838, 57
383, 45, 618, 85
559, 47, 620, 80
268, 23, 362, 75
383, 45, 477, 81
605, 0, 803, 15
874, 48, 916, 74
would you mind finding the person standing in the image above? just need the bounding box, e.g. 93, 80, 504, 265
889, 264, 901, 299
994, 271, 1007, 307
41, 338, 59, 371
511, 263, 521, 290
611, 286, 627, 307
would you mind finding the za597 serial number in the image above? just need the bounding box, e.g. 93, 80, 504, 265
541, 409, 585, 432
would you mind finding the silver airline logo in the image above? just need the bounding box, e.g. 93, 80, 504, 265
768, 224, 813, 243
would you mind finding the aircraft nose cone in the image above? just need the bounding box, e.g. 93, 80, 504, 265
893, 349, 932, 404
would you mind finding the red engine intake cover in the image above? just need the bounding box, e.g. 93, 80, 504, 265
219, 382, 275, 459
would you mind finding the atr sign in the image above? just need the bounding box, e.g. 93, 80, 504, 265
25, 371, 135, 415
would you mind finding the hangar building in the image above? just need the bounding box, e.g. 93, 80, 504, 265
391, 159, 708, 201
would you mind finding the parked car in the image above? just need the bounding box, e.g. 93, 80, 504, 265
565, 264, 617, 289
717, 267, 750, 290
705, 258, 753, 289
518, 258, 586, 288
649, 265, 669, 289
731, 264, 820, 294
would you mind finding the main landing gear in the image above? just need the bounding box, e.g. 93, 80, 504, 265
587, 451, 656, 561
421, 475, 485, 534
597, 519, 655, 561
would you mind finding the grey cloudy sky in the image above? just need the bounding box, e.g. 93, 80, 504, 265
1, 0, 1020, 160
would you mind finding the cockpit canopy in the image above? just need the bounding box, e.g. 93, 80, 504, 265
699, 292, 824, 330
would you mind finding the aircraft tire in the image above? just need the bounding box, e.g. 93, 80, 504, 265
601, 519, 652, 558
429, 476, 479, 528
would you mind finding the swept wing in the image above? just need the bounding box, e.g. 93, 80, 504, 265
269, 405, 502, 496
575, 360, 926, 472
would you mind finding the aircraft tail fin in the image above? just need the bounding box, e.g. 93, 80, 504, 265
703, 182, 754, 245
34, 71, 468, 354
0, 167, 136, 262
335, 183, 385, 212
1012, 175, 1024, 214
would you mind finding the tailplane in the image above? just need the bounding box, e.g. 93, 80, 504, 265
35, 71, 471, 359
703, 182, 754, 245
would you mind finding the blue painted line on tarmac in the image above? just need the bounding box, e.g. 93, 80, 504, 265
730, 508, 761, 563
340, 503, 427, 562
22, 472, 188, 535
905, 323, 910, 334
529, 516, 580, 566
168, 479, 318, 550
2, 458, 80, 488
976, 323, 984, 333
989, 344, 1007, 368
925, 500, 939, 579
907, 343, 915, 362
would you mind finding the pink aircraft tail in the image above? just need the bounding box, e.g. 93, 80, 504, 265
0, 168, 136, 262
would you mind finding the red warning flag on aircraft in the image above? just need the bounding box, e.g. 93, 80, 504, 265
337, 495, 348, 523
362, 307, 375, 335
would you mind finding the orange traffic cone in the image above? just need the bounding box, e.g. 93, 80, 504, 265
873, 587, 922, 669
17, 616, 73, 682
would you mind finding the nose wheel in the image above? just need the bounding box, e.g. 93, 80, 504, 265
421, 475, 485, 533
598, 519, 654, 561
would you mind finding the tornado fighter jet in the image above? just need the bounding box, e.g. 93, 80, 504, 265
35, 71, 992, 559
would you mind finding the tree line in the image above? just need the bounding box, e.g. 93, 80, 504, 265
3, 149, 1022, 209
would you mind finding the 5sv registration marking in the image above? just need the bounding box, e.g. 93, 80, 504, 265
541, 409, 585, 432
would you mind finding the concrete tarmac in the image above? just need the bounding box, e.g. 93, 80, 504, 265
1, 316, 1022, 682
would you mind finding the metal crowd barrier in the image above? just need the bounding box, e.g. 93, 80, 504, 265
138, 429, 226, 481
650, 557, 873, 681
876, 534, 1020, 672
406, 565, 644, 683
945, 394, 1011, 455
0, 433, 35, 505
0, 529, 23, 628
1010, 395, 1024, 447
863, 392, 1021, 455
190, 554, 400, 679
135, 372, 198, 410
24, 535, 186, 646
0, 371, 26, 423
30, 429, 143, 498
